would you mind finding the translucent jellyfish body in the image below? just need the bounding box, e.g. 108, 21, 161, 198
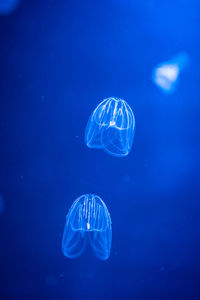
152, 52, 189, 93
85, 97, 135, 157
62, 194, 112, 261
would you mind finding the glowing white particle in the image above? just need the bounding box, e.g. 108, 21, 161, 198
110, 121, 116, 126
152, 52, 189, 94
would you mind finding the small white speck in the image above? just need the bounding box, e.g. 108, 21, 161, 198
110, 121, 116, 126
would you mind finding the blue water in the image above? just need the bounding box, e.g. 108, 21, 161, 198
0, 0, 200, 299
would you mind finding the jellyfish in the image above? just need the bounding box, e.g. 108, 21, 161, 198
85, 97, 135, 157
152, 52, 190, 93
0, 0, 19, 15
62, 194, 112, 261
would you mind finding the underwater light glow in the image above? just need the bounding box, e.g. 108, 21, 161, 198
152, 52, 189, 93
0, 0, 19, 15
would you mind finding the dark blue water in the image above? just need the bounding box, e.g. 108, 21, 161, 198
0, 0, 200, 299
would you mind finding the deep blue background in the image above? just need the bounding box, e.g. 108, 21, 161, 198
0, 0, 200, 299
